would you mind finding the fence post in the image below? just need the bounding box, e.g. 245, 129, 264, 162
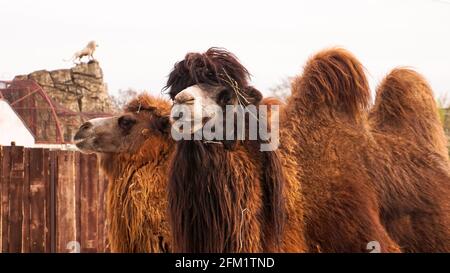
50, 150, 57, 253
8, 145, 25, 253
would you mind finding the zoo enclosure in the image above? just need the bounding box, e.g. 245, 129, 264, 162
0, 79, 112, 143
0, 145, 109, 253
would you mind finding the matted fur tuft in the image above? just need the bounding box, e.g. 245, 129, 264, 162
125, 94, 171, 117
292, 48, 370, 119
165, 47, 262, 105
369, 68, 449, 158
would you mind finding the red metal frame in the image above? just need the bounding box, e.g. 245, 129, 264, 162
0, 79, 113, 144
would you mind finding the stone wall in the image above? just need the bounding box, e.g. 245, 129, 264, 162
14, 61, 113, 142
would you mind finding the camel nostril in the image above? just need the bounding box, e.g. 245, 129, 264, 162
80, 122, 93, 131
74, 122, 93, 141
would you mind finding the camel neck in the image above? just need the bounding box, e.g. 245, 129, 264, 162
168, 140, 261, 252
100, 141, 173, 182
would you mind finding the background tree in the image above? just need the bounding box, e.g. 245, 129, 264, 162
109, 88, 140, 111
267, 77, 293, 101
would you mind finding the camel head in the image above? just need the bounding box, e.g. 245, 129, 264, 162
73, 94, 171, 154
166, 47, 263, 135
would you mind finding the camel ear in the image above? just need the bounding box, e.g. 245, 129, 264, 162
150, 116, 171, 135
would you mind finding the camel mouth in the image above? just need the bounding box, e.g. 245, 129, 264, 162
74, 138, 88, 148
73, 134, 93, 145
73, 137, 96, 153
170, 85, 223, 137
170, 103, 217, 136
73, 137, 86, 145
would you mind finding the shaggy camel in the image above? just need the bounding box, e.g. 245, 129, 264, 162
285, 48, 449, 252
165, 47, 400, 253
74, 94, 173, 252
367, 68, 450, 252
166, 47, 450, 253
166, 48, 307, 252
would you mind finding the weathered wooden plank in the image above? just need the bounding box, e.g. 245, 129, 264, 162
48, 150, 56, 253
74, 152, 81, 252
21, 149, 30, 252
1, 146, 11, 252
90, 154, 100, 253
43, 149, 51, 252
80, 153, 99, 252
8, 145, 25, 253
56, 151, 76, 253
29, 148, 47, 253
89, 154, 100, 253
97, 157, 108, 252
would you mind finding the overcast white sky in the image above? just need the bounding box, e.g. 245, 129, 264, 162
1, 0, 449, 100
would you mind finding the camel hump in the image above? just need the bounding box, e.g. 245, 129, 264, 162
292, 48, 370, 118
370, 68, 448, 157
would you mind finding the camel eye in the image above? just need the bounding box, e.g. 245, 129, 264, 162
118, 116, 136, 131
217, 88, 232, 105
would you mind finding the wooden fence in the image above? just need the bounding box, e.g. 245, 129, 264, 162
0, 145, 109, 253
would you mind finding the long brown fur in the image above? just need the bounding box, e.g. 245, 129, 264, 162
368, 68, 450, 252
165, 48, 302, 252
370, 68, 449, 159
285, 48, 449, 252
100, 95, 174, 252
263, 97, 308, 252
296, 48, 371, 120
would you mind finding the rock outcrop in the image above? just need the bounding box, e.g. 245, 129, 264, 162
14, 61, 112, 113
14, 61, 113, 142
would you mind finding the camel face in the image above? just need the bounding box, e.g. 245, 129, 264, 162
74, 96, 171, 154
170, 84, 224, 134
74, 116, 132, 153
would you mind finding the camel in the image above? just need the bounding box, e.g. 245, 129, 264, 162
165, 48, 307, 252
284, 48, 449, 252
73, 94, 174, 252
166, 47, 450, 253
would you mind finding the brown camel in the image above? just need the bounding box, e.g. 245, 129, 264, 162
165, 48, 307, 252
73, 94, 174, 252
166, 47, 450, 253
285, 48, 449, 252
